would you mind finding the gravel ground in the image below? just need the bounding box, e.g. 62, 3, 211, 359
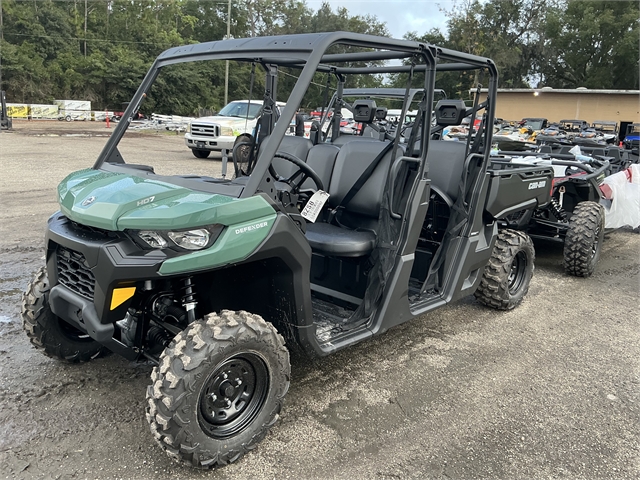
0, 120, 638, 479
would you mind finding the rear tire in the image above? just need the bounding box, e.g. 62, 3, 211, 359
563, 201, 604, 277
233, 135, 253, 175
146, 310, 290, 469
21, 267, 110, 362
192, 149, 210, 159
475, 229, 535, 311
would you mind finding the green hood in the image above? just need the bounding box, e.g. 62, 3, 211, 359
58, 169, 275, 231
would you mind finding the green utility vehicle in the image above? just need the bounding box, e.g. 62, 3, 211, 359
22, 32, 553, 468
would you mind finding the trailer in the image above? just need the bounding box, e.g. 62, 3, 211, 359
54, 99, 91, 121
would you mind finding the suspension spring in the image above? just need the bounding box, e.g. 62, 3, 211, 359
549, 197, 567, 221
181, 277, 197, 324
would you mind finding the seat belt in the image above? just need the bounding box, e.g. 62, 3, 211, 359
328, 60, 415, 225
327, 141, 395, 224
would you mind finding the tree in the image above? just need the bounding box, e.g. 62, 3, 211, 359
538, 0, 639, 89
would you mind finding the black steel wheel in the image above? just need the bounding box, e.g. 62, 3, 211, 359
198, 353, 269, 439
507, 250, 528, 295
146, 310, 290, 469
474, 229, 535, 311
563, 201, 605, 277
21, 266, 110, 362
192, 149, 211, 159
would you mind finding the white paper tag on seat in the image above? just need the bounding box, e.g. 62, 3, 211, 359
300, 190, 330, 223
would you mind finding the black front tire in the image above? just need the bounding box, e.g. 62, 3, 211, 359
563, 201, 605, 277
21, 267, 110, 362
475, 229, 535, 311
146, 310, 290, 468
192, 149, 211, 159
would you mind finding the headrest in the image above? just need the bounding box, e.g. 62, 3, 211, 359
352, 100, 377, 123
435, 99, 467, 126
375, 107, 388, 121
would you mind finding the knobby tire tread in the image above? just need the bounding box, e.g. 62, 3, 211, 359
474, 229, 535, 311
21, 266, 109, 363
563, 201, 604, 277
145, 310, 290, 469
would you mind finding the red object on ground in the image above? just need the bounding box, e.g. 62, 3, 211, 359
106, 112, 110, 128
599, 167, 633, 199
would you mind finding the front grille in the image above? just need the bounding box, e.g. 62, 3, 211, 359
56, 247, 96, 301
69, 220, 119, 240
190, 123, 220, 138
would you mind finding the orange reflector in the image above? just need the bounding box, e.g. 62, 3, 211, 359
110, 287, 136, 310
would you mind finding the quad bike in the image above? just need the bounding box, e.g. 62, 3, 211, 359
497, 150, 611, 276
21, 32, 553, 468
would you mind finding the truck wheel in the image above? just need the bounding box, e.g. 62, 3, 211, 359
474, 229, 535, 311
146, 310, 290, 468
21, 267, 110, 362
192, 149, 210, 159
563, 201, 604, 277
65, 115, 72, 122
233, 135, 253, 174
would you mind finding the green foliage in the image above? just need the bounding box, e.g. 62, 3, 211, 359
538, 0, 639, 89
1, 0, 636, 113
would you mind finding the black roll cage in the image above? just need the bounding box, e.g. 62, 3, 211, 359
94, 31, 497, 200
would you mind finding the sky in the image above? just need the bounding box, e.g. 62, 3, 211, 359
305, 0, 452, 40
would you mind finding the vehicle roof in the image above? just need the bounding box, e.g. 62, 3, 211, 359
154, 32, 495, 75
228, 100, 287, 107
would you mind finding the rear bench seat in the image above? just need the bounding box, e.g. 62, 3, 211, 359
304, 140, 401, 257
272, 135, 468, 257
425, 140, 468, 204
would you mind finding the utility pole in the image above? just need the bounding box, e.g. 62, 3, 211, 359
0, 0, 3, 94
84, 0, 88, 56
224, 0, 231, 106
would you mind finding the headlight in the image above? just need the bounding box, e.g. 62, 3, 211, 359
132, 225, 224, 251
138, 231, 168, 249
186, 123, 191, 133
167, 229, 210, 250
220, 126, 234, 136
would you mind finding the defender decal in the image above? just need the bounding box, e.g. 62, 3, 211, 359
235, 221, 268, 235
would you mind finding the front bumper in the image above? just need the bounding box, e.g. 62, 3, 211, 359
185, 133, 235, 152
45, 213, 171, 333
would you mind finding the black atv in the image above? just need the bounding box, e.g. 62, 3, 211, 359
21, 32, 553, 468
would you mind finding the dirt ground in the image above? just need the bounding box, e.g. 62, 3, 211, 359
0, 120, 638, 479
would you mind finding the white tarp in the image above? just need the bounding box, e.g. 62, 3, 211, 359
601, 164, 640, 229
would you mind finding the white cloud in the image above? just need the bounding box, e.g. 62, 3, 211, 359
306, 0, 451, 39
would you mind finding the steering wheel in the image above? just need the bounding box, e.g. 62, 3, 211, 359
270, 151, 324, 193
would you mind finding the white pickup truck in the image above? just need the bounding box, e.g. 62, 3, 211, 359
185, 100, 289, 159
